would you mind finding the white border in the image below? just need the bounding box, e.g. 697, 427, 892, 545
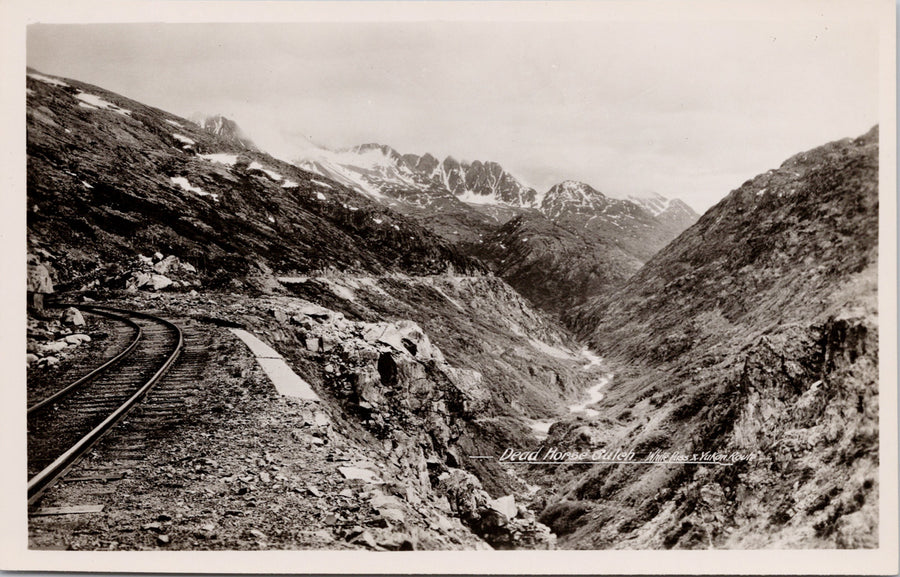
1, 0, 896, 574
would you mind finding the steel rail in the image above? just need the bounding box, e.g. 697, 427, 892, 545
27, 305, 184, 506
27, 308, 143, 415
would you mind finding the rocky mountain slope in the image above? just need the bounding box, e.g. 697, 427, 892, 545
295, 144, 698, 315
26, 69, 484, 292
471, 213, 644, 314
539, 127, 880, 548
25, 68, 602, 549
27, 67, 877, 551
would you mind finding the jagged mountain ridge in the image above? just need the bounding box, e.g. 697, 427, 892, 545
296, 143, 539, 207
294, 141, 698, 230
539, 127, 880, 549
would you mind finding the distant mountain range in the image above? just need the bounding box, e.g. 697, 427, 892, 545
294, 142, 700, 315
293, 141, 696, 221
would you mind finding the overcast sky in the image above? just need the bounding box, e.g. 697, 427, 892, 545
27, 21, 878, 212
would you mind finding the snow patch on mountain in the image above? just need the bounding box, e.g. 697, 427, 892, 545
27, 72, 69, 88
248, 161, 283, 181
296, 153, 389, 200
456, 188, 508, 206
172, 133, 196, 146
76, 92, 131, 116
624, 193, 672, 217
171, 176, 219, 201
199, 153, 239, 167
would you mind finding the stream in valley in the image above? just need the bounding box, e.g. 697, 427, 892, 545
528, 348, 612, 440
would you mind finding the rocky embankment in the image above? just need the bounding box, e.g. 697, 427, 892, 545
30, 299, 492, 550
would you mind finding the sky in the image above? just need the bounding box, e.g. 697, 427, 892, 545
27, 20, 879, 212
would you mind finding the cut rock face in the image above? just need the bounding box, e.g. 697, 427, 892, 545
361, 319, 445, 363
27, 254, 54, 295
257, 297, 558, 546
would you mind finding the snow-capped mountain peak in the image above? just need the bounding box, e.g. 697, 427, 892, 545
623, 192, 671, 216
293, 143, 538, 207
540, 180, 613, 220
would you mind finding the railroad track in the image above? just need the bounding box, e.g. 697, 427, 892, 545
27, 305, 183, 506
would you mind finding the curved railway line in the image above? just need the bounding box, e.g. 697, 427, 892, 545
27, 305, 184, 506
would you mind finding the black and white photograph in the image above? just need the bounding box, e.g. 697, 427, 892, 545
1, 0, 897, 573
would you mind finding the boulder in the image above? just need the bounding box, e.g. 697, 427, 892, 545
271, 308, 288, 323
488, 495, 518, 520
125, 272, 152, 291
62, 307, 85, 327
437, 468, 489, 521
64, 334, 90, 345
320, 335, 338, 352
150, 274, 173, 291
353, 366, 385, 405
40, 340, 69, 354
348, 529, 378, 549
443, 366, 490, 413
362, 320, 444, 363
338, 466, 382, 484
377, 508, 406, 524
295, 303, 333, 318
153, 255, 180, 274
370, 491, 405, 509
